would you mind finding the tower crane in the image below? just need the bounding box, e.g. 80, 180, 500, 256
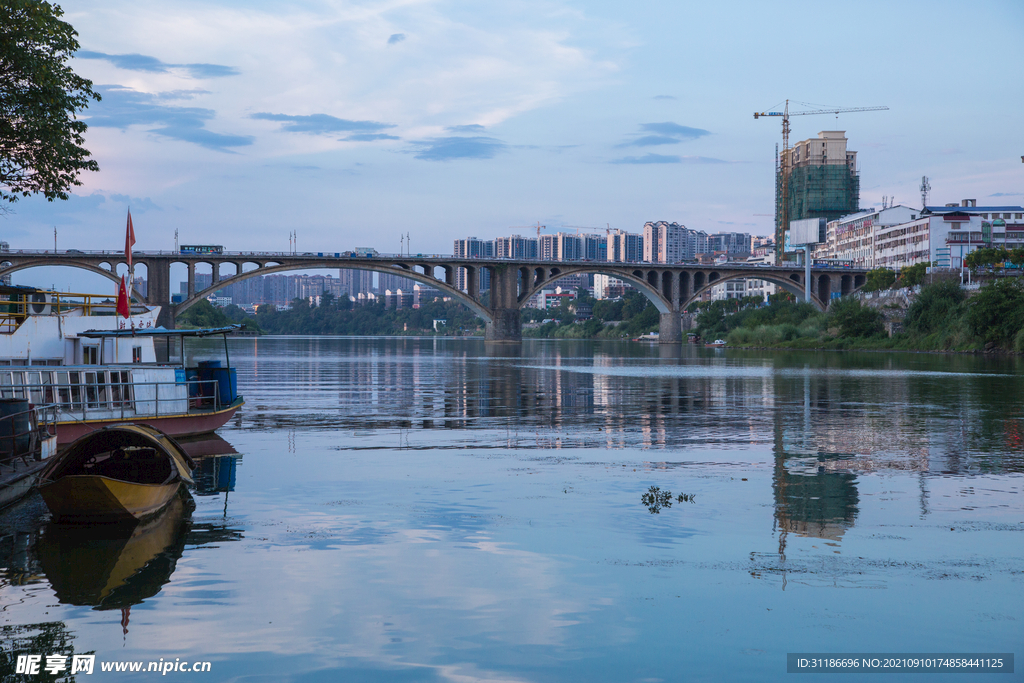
561, 225, 601, 237
508, 222, 547, 239
754, 100, 888, 259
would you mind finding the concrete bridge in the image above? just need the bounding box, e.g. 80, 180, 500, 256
0, 250, 868, 343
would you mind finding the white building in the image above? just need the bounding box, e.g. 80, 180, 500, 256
594, 274, 629, 300
875, 201, 1024, 270
814, 205, 919, 267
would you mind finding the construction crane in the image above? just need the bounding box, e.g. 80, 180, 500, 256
754, 100, 888, 259
508, 222, 547, 239
561, 225, 601, 237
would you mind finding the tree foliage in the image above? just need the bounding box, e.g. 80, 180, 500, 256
863, 268, 896, 292
827, 297, 884, 338
896, 262, 929, 288
903, 280, 966, 335
1, 0, 100, 203
965, 278, 1024, 345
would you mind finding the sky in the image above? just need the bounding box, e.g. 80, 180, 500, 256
4, 0, 1023, 290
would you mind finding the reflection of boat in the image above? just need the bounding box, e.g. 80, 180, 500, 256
0, 285, 244, 444
37, 425, 195, 523
37, 492, 190, 609
176, 433, 241, 496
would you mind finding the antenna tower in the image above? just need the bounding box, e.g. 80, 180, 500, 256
920, 176, 931, 210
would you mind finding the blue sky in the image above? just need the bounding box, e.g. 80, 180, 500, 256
4, 0, 1023, 289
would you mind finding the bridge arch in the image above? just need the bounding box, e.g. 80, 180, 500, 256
175, 261, 494, 322
515, 265, 674, 313
684, 271, 826, 311
0, 260, 147, 301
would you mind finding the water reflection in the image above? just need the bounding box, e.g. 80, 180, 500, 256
223, 337, 1024, 472
772, 451, 860, 544
38, 493, 192, 611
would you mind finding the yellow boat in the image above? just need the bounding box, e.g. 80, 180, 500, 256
37, 425, 195, 523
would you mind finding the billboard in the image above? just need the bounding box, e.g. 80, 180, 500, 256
789, 218, 825, 247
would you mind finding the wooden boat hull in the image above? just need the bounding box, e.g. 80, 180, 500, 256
55, 399, 243, 445
37, 424, 195, 523
39, 475, 181, 523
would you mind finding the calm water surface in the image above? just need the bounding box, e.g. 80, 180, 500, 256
1, 338, 1022, 682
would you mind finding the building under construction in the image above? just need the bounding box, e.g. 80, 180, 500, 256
776, 131, 860, 251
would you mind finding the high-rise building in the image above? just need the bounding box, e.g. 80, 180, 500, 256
778, 131, 860, 255
643, 222, 707, 262
607, 230, 643, 263
338, 269, 374, 297
581, 233, 606, 261
453, 237, 493, 292
707, 232, 752, 256
495, 235, 538, 259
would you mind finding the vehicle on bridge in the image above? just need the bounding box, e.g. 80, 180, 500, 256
0, 285, 243, 446
179, 245, 224, 255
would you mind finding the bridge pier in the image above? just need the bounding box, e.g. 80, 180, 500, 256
145, 259, 175, 329
485, 264, 522, 342
659, 311, 682, 344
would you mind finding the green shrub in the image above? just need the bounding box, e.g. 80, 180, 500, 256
966, 279, 1024, 345
904, 280, 966, 334
827, 297, 884, 338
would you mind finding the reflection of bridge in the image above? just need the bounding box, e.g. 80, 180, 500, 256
0, 250, 868, 342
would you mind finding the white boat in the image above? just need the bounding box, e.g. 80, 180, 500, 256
0, 285, 244, 445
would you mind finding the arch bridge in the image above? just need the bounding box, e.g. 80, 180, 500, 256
0, 250, 868, 343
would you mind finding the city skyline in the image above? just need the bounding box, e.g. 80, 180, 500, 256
3, 0, 1023, 295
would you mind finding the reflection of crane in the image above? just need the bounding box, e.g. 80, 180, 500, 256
754, 100, 889, 258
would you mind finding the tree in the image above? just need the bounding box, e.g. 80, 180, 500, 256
863, 267, 896, 292
965, 278, 1024, 346
827, 297, 884, 338
1, 1, 100, 204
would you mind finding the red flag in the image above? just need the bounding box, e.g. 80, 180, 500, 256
125, 209, 136, 270
116, 275, 130, 318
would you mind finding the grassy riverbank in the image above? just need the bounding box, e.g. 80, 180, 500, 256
696, 279, 1024, 353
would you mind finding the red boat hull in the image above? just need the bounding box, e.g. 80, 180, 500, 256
55, 401, 242, 445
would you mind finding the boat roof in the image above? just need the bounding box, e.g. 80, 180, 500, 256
79, 325, 242, 339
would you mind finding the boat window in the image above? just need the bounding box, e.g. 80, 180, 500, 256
40, 372, 54, 404
84, 371, 100, 408
55, 371, 71, 407
83, 346, 99, 365
111, 370, 133, 409
132, 346, 142, 363
25, 371, 42, 404
68, 371, 82, 408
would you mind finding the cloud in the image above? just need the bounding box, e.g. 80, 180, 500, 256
989, 192, 1022, 197
620, 135, 680, 147
344, 133, 400, 142
610, 154, 727, 165
410, 137, 507, 161
77, 51, 240, 78
618, 121, 711, 148
86, 85, 254, 151
611, 153, 681, 164
388, 33, 406, 44
640, 122, 709, 139
653, 95, 676, 100
446, 124, 486, 133
108, 194, 161, 212
251, 113, 395, 135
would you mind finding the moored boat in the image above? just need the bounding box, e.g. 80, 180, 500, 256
37, 425, 195, 523
0, 285, 244, 444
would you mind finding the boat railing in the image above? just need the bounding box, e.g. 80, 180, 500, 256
0, 378, 231, 421
0, 404, 58, 467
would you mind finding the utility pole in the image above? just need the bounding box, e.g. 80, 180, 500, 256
54, 227, 57, 252
174, 228, 179, 252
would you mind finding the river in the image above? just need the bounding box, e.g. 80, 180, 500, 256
1, 338, 1021, 681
